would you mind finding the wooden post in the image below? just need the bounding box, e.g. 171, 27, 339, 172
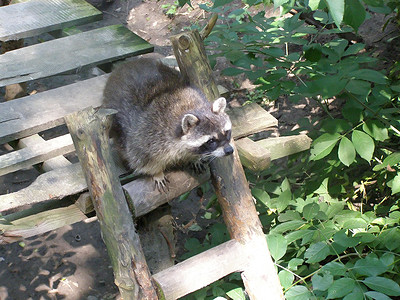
170, 30, 284, 299
65, 107, 158, 300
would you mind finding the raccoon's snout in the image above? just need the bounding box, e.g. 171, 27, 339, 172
224, 144, 234, 156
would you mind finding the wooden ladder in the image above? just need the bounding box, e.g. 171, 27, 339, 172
0, 1, 312, 299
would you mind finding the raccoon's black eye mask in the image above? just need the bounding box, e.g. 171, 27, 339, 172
199, 130, 232, 153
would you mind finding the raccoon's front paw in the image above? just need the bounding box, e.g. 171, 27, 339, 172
190, 160, 208, 174
153, 172, 170, 193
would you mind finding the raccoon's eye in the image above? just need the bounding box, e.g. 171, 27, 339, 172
225, 130, 232, 141
206, 138, 217, 149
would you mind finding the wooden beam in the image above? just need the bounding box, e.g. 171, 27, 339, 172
17, 134, 71, 171
153, 240, 247, 300
256, 135, 312, 160
235, 137, 271, 172
171, 30, 284, 299
0, 75, 109, 144
0, 163, 86, 212
65, 107, 158, 299
0, 134, 74, 176
0, 204, 87, 244
0, 24, 154, 87
0, 0, 102, 41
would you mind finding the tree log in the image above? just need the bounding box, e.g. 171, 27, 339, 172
65, 107, 158, 300
171, 30, 284, 299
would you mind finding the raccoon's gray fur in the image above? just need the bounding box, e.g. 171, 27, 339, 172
102, 58, 233, 190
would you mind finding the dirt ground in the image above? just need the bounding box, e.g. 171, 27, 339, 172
0, 0, 398, 299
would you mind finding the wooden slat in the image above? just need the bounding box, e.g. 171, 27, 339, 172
0, 24, 154, 87
0, 204, 88, 244
256, 135, 312, 160
0, 163, 86, 212
17, 134, 72, 171
153, 240, 247, 300
235, 137, 271, 172
229, 103, 278, 139
0, 134, 74, 176
0, 0, 102, 41
0, 74, 109, 144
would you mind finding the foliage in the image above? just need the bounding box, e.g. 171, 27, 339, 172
179, 0, 400, 299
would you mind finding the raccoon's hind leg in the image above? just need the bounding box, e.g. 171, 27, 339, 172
153, 172, 170, 193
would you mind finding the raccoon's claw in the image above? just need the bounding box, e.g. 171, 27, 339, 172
191, 160, 208, 174
153, 173, 169, 193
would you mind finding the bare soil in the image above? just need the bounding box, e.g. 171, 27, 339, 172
1, 0, 398, 299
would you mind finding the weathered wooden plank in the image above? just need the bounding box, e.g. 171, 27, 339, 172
256, 135, 312, 160
0, 24, 154, 87
17, 134, 71, 171
0, 74, 109, 144
235, 137, 271, 172
0, 0, 102, 41
153, 240, 247, 300
0, 163, 86, 212
229, 103, 278, 139
0, 134, 74, 176
0, 204, 88, 244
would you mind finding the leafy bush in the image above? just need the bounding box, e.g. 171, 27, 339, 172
179, 0, 400, 299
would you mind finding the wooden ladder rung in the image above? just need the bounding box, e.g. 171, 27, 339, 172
0, 134, 74, 176
0, 24, 154, 87
153, 239, 247, 300
235, 137, 271, 172
256, 135, 312, 160
0, 0, 102, 41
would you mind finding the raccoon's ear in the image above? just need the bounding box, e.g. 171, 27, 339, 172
212, 97, 227, 114
182, 114, 199, 134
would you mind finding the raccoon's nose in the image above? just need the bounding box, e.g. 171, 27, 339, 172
224, 144, 234, 156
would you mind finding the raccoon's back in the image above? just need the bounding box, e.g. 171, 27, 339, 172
102, 58, 186, 110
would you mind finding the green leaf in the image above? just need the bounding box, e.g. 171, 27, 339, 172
304, 241, 331, 263
279, 270, 294, 290
343, 43, 365, 56
352, 130, 374, 162
226, 287, 246, 300
348, 69, 387, 84
383, 228, 400, 250
353, 256, 388, 277
333, 230, 360, 248
274, 0, 290, 8
312, 272, 333, 291
345, 79, 371, 96
325, 0, 344, 27
310, 133, 341, 161
327, 278, 355, 299
373, 152, 400, 171
322, 261, 347, 276
213, 0, 235, 7
362, 277, 400, 296
271, 220, 306, 234
338, 136, 356, 166
389, 174, 400, 195
363, 120, 389, 141
303, 203, 320, 221
309, 0, 321, 10
285, 285, 312, 300
364, 291, 392, 300
252, 188, 271, 206
267, 234, 288, 261
343, 0, 366, 31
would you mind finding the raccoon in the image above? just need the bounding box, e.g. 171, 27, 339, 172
102, 58, 233, 191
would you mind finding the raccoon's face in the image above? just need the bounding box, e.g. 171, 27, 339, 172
180, 97, 234, 159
